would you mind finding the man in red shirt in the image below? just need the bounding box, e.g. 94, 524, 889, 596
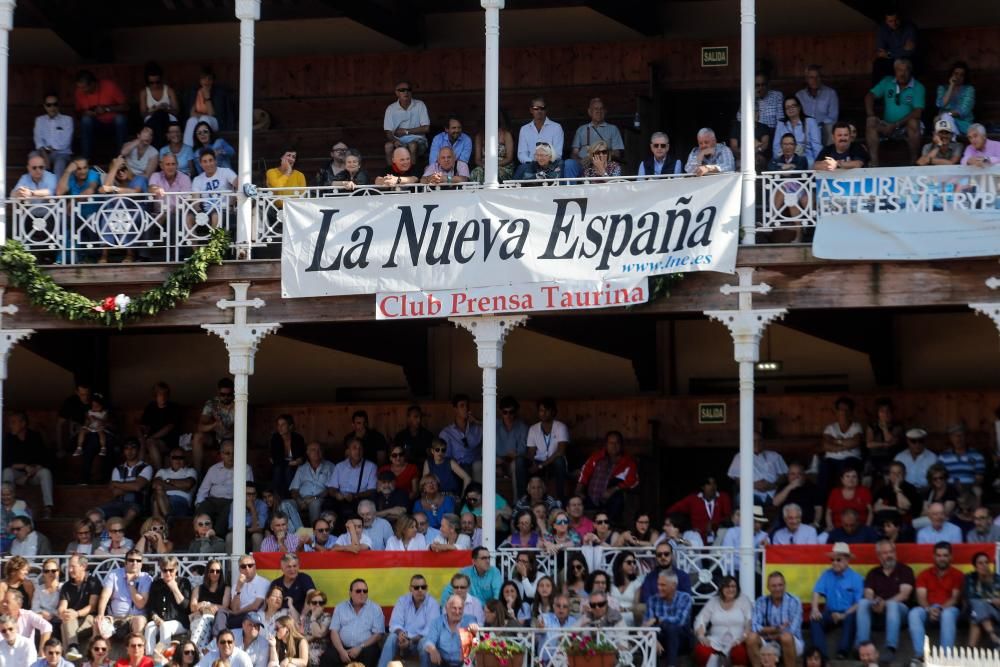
907, 541, 962, 661
575, 430, 638, 522
666, 475, 732, 543
74, 70, 128, 160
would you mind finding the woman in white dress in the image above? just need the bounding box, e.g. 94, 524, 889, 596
692, 576, 753, 667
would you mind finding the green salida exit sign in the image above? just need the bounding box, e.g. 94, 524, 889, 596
699, 403, 727, 424
701, 46, 729, 68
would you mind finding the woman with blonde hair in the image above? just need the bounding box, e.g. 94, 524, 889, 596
385, 514, 427, 551
269, 615, 309, 667
582, 139, 622, 178
135, 516, 174, 554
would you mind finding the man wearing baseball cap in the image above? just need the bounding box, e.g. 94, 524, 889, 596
809, 542, 864, 659
916, 115, 962, 165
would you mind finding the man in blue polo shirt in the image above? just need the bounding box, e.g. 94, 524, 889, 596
810, 542, 864, 659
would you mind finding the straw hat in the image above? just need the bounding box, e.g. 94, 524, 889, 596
827, 542, 854, 560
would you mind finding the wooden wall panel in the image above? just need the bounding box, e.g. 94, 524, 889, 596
22, 391, 1000, 463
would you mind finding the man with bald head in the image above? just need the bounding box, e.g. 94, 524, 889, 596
421, 595, 475, 667
420, 146, 469, 186
376, 147, 419, 187
916, 502, 962, 544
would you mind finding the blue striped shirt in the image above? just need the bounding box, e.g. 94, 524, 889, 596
937, 449, 985, 486
751, 593, 803, 639
644, 591, 692, 627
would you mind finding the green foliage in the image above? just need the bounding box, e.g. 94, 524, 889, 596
648, 274, 683, 301
0, 229, 230, 328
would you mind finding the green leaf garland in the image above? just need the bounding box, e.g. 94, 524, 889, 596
0, 229, 230, 328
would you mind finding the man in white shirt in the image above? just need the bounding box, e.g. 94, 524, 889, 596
8, 516, 52, 557
915, 502, 963, 544
152, 446, 198, 519
728, 432, 788, 505
33, 94, 74, 177
333, 515, 373, 553
195, 440, 254, 540
213, 557, 269, 636
383, 80, 430, 167
0, 613, 37, 666
526, 397, 570, 501
771, 503, 820, 545
516, 97, 582, 179
197, 629, 254, 667
328, 438, 376, 515
893, 429, 938, 492
819, 396, 864, 494
190, 148, 237, 231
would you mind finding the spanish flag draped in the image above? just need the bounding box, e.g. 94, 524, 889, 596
765, 544, 991, 605
254, 551, 471, 620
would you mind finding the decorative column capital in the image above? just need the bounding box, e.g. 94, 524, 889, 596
970, 303, 1000, 336
202, 282, 279, 376
703, 309, 787, 362
235, 0, 260, 21
449, 315, 526, 369
480, 0, 505, 9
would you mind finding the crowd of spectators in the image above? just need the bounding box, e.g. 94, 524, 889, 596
4, 379, 1000, 666
9, 8, 1000, 265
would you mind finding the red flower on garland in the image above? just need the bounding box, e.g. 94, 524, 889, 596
93, 296, 117, 313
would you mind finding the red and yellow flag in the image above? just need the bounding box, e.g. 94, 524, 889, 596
764, 544, 991, 605
254, 551, 471, 621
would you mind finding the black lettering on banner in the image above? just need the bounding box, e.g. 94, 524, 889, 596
540, 198, 588, 259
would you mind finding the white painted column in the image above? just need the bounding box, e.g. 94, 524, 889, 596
0, 289, 33, 479
235, 0, 260, 258
739, 0, 757, 244
0, 0, 16, 245
705, 267, 786, 594
202, 282, 279, 579
450, 315, 526, 550
481, 0, 504, 188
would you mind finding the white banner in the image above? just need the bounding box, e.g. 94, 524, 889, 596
281, 176, 740, 298
812, 165, 1000, 260
375, 277, 649, 320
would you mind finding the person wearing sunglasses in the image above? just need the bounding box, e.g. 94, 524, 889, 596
142, 556, 191, 654
382, 80, 429, 169
582, 139, 622, 179
11, 151, 57, 200
81, 636, 111, 667
212, 557, 268, 637
33, 93, 74, 177
8, 515, 52, 558
188, 558, 229, 651
135, 517, 174, 555
377, 575, 438, 667
151, 444, 197, 522
59, 555, 100, 660
638, 132, 682, 176
373, 471, 410, 523
191, 377, 236, 473
323, 579, 383, 667
576, 590, 625, 629
199, 628, 253, 667
95, 549, 151, 642
301, 589, 331, 665
169, 640, 200, 667
0, 613, 37, 664
32, 559, 62, 641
